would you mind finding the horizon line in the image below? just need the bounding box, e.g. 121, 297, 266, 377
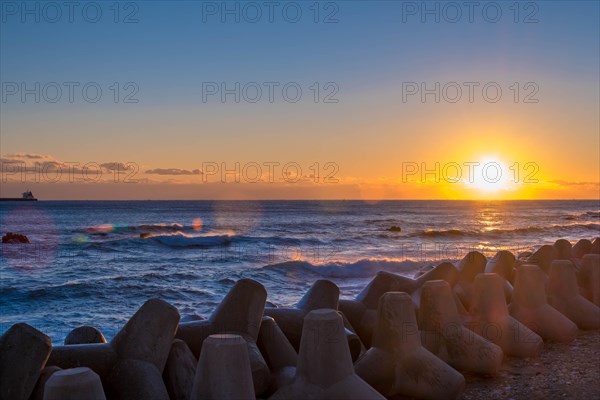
3, 198, 599, 202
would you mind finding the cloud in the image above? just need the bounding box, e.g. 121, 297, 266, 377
549, 180, 600, 187
4, 153, 52, 160
1, 155, 201, 180
0, 157, 23, 164
100, 162, 136, 172
145, 168, 202, 176
0, 155, 141, 181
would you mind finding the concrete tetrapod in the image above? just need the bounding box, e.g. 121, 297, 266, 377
518, 251, 532, 261
553, 239, 573, 260
508, 265, 578, 342
264, 280, 363, 361
270, 309, 385, 400
176, 279, 270, 396
48, 298, 180, 399
108, 298, 179, 399
339, 271, 410, 348
163, 339, 197, 400
484, 250, 516, 302
484, 250, 516, 279
579, 254, 600, 307
410, 263, 466, 319
190, 334, 255, 400
354, 292, 465, 400
547, 260, 600, 330
30, 366, 62, 400
572, 239, 593, 258
418, 280, 503, 375
591, 237, 600, 254
416, 262, 460, 288
43, 367, 106, 400
109, 359, 170, 399
257, 316, 298, 395
340, 263, 459, 347
526, 245, 557, 274
64, 326, 107, 345
454, 251, 487, 310
468, 273, 543, 358
0, 323, 52, 400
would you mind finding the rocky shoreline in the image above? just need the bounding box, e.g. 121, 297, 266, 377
1, 237, 599, 400
463, 330, 600, 400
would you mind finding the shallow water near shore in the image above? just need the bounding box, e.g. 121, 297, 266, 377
1, 200, 598, 343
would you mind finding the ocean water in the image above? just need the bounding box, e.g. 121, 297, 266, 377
1, 200, 598, 343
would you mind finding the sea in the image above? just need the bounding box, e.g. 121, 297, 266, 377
1, 200, 598, 343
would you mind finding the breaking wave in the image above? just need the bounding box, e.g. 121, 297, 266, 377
147, 232, 233, 248
260, 258, 426, 278
411, 223, 599, 239
85, 223, 187, 235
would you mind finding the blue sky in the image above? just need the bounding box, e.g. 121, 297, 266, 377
1, 1, 599, 199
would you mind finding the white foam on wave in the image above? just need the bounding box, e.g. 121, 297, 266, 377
261, 258, 429, 278
148, 232, 233, 248
86, 222, 186, 234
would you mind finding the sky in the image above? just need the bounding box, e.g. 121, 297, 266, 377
1, 0, 599, 200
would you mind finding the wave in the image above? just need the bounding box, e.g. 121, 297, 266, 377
137, 223, 186, 231
85, 222, 187, 235
564, 211, 600, 220
410, 223, 600, 239
364, 218, 400, 224
148, 232, 233, 248
20, 272, 210, 302
417, 229, 471, 238
235, 234, 329, 247
260, 258, 426, 278
77, 230, 330, 252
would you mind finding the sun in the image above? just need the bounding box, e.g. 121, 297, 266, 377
468, 156, 511, 193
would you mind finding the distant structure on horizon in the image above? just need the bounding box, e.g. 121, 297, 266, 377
0, 190, 38, 201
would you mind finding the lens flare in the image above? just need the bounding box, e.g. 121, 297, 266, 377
87, 223, 114, 234
72, 233, 89, 243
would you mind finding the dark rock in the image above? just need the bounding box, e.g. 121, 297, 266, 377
1, 232, 30, 244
